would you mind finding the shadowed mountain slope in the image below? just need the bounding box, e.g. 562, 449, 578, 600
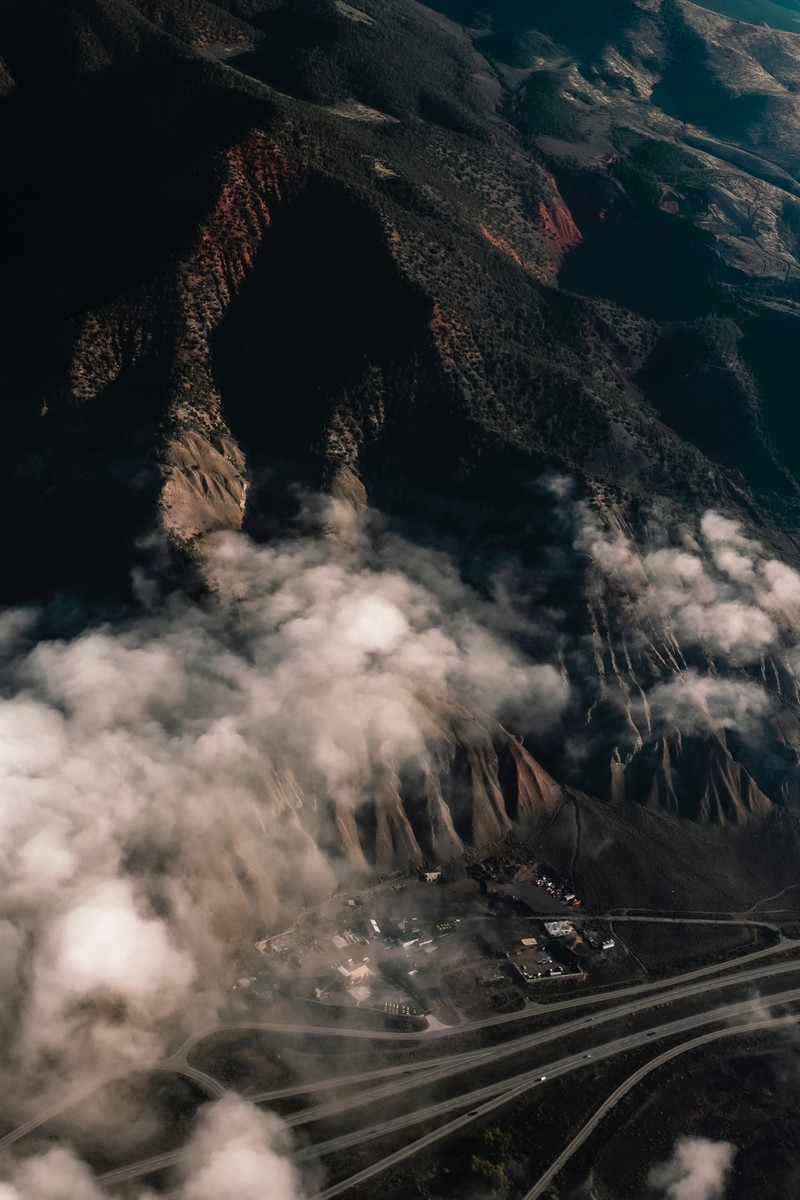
6, 0, 800, 897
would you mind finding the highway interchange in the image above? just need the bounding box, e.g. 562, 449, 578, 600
1, 930, 798, 1198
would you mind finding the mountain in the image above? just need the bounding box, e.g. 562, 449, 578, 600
5, 0, 800, 915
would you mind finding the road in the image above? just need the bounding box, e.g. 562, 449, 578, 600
167, 949, 800, 1060
96, 984, 800, 1191
0, 1064, 224, 1155
565, 913, 778, 928
521, 1012, 800, 1200
165, 933, 800, 1065
4, 938, 800, 1188
286, 957, 800, 1127
312, 991, 800, 1200
3, 939, 799, 1158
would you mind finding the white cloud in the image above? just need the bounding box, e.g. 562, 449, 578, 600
177, 1096, 308, 1200
711, 547, 756, 585
648, 1136, 736, 1200
700, 511, 754, 550
0, 1146, 112, 1200
0, 1098, 307, 1200
760, 558, 800, 623
0, 498, 567, 1095
38, 879, 195, 1022
575, 501, 800, 735
671, 601, 775, 660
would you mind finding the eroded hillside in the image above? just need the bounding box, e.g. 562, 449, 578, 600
4, 0, 800, 911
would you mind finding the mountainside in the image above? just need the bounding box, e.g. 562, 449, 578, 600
5, 0, 800, 924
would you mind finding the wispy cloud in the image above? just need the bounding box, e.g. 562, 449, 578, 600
575, 501, 800, 736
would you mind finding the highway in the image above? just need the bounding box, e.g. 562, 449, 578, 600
0, 1064, 225, 1156
158, 940, 799, 1115
282, 956, 800, 1125
4, 938, 800, 1192
95, 984, 800, 1191
163, 949, 800, 1070
521, 1012, 800, 1200
312, 991, 800, 1200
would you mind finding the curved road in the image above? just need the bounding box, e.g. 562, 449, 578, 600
2, 941, 799, 1158
96, 986, 800, 1191
522, 1012, 800, 1200
0, 1064, 224, 1156
3, 940, 800, 1184
167, 933, 800, 1063
285, 957, 800, 1128
313, 993, 800, 1199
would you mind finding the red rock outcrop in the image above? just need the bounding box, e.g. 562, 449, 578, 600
479, 222, 537, 273
538, 199, 582, 253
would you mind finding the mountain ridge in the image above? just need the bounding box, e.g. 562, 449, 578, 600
5, 0, 800, 909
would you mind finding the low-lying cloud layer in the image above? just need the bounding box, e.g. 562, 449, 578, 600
575, 501, 800, 737
0, 1096, 309, 1200
648, 1135, 736, 1200
1, 485, 797, 1195
1, 492, 795, 1111
577, 504, 800, 665
0, 498, 567, 1106
180, 1096, 308, 1200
